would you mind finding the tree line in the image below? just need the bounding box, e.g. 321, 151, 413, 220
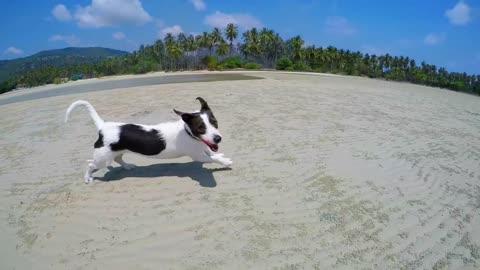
1, 23, 479, 95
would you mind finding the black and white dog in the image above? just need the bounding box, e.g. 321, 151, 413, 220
65, 97, 232, 183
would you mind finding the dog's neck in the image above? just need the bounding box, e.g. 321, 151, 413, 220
183, 124, 199, 141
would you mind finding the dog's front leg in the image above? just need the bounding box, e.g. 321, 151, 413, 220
190, 152, 233, 167
211, 153, 233, 166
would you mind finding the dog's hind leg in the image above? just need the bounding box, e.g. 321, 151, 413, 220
114, 154, 136, 170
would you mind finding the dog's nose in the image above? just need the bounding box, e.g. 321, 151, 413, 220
213, 135, 222, 144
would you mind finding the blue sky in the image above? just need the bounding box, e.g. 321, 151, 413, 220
0, 0, 479, 74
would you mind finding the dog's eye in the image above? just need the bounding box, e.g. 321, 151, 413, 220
211, 120, 218, 127
198, 123, 206, 131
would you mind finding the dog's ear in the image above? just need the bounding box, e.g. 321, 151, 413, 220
174, 109, 194, 123
196, 97, 210, 112
173, 109, 184, 116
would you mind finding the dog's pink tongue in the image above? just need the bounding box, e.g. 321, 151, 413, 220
201, 139, 219, 152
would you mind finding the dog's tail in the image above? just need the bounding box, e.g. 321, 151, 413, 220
65, 100, 104, 130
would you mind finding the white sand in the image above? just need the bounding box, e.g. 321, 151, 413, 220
0, 72, 479, 269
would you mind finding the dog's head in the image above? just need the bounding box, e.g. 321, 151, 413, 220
174, 97, 222, 152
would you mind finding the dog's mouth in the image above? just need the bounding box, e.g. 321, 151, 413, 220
201, 139, 219, 152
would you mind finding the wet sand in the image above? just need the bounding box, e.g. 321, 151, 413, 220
0, 71, 479, 269
0, 73, 261, 106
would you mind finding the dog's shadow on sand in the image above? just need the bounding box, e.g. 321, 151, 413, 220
96, 162, 230, 187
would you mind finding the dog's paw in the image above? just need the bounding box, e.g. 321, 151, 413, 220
219, 157, 233, 167
84, 176, 93, 184
122, 163, 136, 170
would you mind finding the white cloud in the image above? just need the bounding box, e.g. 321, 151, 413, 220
190, 0, 206, 11
112, 31, 126, 40
4, 47, 24, 55
49, 34, 80, 46
361, 45, 390, 55
155, 19, 165, 28
325, 16, 356, 36
445, 1, 471, 25
52, 4, 72, 21
204, 11, 261, 30
424, 32, 447, 45
73, 0, 152, 28
159, 25, 183, 37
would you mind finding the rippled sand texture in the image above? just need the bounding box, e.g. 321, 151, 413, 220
1, 72, 479, 269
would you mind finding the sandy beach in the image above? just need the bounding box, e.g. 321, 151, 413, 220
0, 71, 479, 269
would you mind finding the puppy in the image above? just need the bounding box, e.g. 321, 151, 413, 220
65, 97, 232, 183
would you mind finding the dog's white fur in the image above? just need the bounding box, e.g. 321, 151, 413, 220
65, 100, 232, 183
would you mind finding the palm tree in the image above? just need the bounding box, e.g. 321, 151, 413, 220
225, 23, 238, 56
209, 28, 222, 57
177, 33, 188, 69
211, 27, 222, 46
185, 34, 197, 69
199, 32, 213, 55
164, 33, 175, 47
259, 28, 272, 65
385, 54, 393, 71
271, 33, 284, 66
153, 40, 165, 67
242, 28, 260, 61
304, 45, 317, 69
216, 39, 229, 58
164, 33, 177, 70
326, 46, 338, 71
166, 44, 182, 70
287, 35, 304, 63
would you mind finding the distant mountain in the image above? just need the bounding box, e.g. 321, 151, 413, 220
0, 47, 129, 82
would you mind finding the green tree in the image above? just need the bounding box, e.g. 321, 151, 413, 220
241, 28, 260, 61
216, 39, 229, 58
199, 32, 213, 55
225, 23, 238, 56
211, 27, 222, 46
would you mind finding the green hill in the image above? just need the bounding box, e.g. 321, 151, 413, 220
0, 47, 128, 82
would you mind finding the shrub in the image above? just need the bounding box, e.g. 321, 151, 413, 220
53, 77, 62, 85
202, 56, 218, 70
275, 57, 293, 70
285, 66, 294, 71
221, 57, 242, 69
449, 80, 466, 91
132, 58, 156, 74
244, 62, 261, 69
0, 79, 17, 94
293, 61, 308, 71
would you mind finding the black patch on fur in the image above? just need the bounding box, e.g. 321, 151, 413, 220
204, 110, 218, 128
94, 131, 104, 148
110, 124, 166, 156
189, 113, 207, 138
178, 112, 211, 138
